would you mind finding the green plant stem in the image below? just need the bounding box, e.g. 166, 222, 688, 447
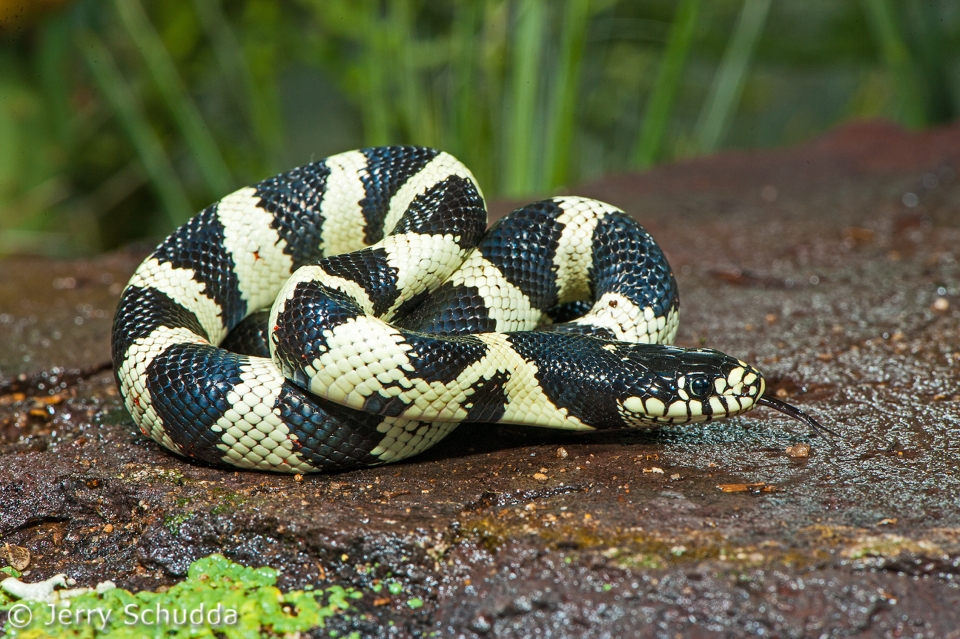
394, 0, 433, 145
77, 30, 192, 227
359, 0, 391, 146
860, 0, 926, 128
448, 0, 482, 164
114, 0, 235, 197
191, 0, 283, 174
633, 0, 699, 168
504, 0, 546, 196
694, 0, 771, 153
544, 0, 591, 189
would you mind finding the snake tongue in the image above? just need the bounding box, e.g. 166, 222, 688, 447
756, 394, 837, 438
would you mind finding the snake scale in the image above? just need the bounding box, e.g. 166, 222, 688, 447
111, 146, 824, 473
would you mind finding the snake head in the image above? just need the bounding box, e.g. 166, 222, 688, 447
615, 345, 831, 436
616, 347, 765, 426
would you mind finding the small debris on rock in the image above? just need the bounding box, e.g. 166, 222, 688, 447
841, 226, 875, 247
717, 483, 777, 493
877, 518, 898, 526
1, 574, 68, 602
102, 524, 114, 534
556, 447, 568, 459
932, 297, 950, 312
643, 467, 664, 474
533, 473, 548, 482
3, 543, 30, 571
785, 443, 811, 458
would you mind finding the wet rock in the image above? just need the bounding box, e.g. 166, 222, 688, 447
3, 120, 960, 636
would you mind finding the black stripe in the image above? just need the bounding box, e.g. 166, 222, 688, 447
390, 288, 434, 325
319, 247, 400, 318
478, 200, 565, 311
270, 281, 367, 388
462, 369, 510, 423
256, 161, 331, 268
276, 386, 390, 470
360, 332, 489, 418
359, 146, 441, 245
389, 175, 486, 249
146, 344, 247, 465
504, 333, 669, 429
152, 206, 246, 330
400, 332, 488, 384
543, 300, 593, 324
537, 322, 617, 341
111, 286, 207, 368
394, 284, 496, 335
591, 212, 679, 320
220, 309, 272, 358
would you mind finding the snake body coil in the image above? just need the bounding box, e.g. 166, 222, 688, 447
112, 146, 817, 474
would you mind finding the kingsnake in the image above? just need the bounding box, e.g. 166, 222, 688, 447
111, 146, 823, 474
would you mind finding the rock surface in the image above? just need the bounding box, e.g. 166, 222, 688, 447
3, 120, 960, 637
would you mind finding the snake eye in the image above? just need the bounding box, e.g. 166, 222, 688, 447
688, 375, 712, 399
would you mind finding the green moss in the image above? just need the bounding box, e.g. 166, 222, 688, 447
611, 552, 666, 571
163, 511, 197, 534
0, 554, 363, 638
1, 566, 21, 578
844, 534, 942, 560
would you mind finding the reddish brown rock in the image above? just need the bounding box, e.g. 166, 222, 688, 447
3, 120, 960, 637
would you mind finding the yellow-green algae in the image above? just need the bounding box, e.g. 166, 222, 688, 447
457, 512, 960, 572
1, 555, 362, 638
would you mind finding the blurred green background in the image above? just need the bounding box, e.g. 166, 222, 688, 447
0, 0, 958, 256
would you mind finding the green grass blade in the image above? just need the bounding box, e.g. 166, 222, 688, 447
543, 0, 591, 189
632, 0, 700, 168
448, 0, 481, 162
77, 29, 193, 228
472, 0, 509, 192
114, 0, 235, 196
902, 1, 956, 123
191, 0, 283, 174
358, 0, 391, 146
504, 0, 546, 196
393, 0, 433, 146
36, 12, 71, 143
860, 0, 927, 128
694, 0, 771, 153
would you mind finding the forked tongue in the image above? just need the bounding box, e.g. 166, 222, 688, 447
757, 394, 837, 437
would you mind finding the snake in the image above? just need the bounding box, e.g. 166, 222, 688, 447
111, 145, 825, 474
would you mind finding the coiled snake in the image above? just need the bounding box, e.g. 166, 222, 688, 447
111, 146, 824, 473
